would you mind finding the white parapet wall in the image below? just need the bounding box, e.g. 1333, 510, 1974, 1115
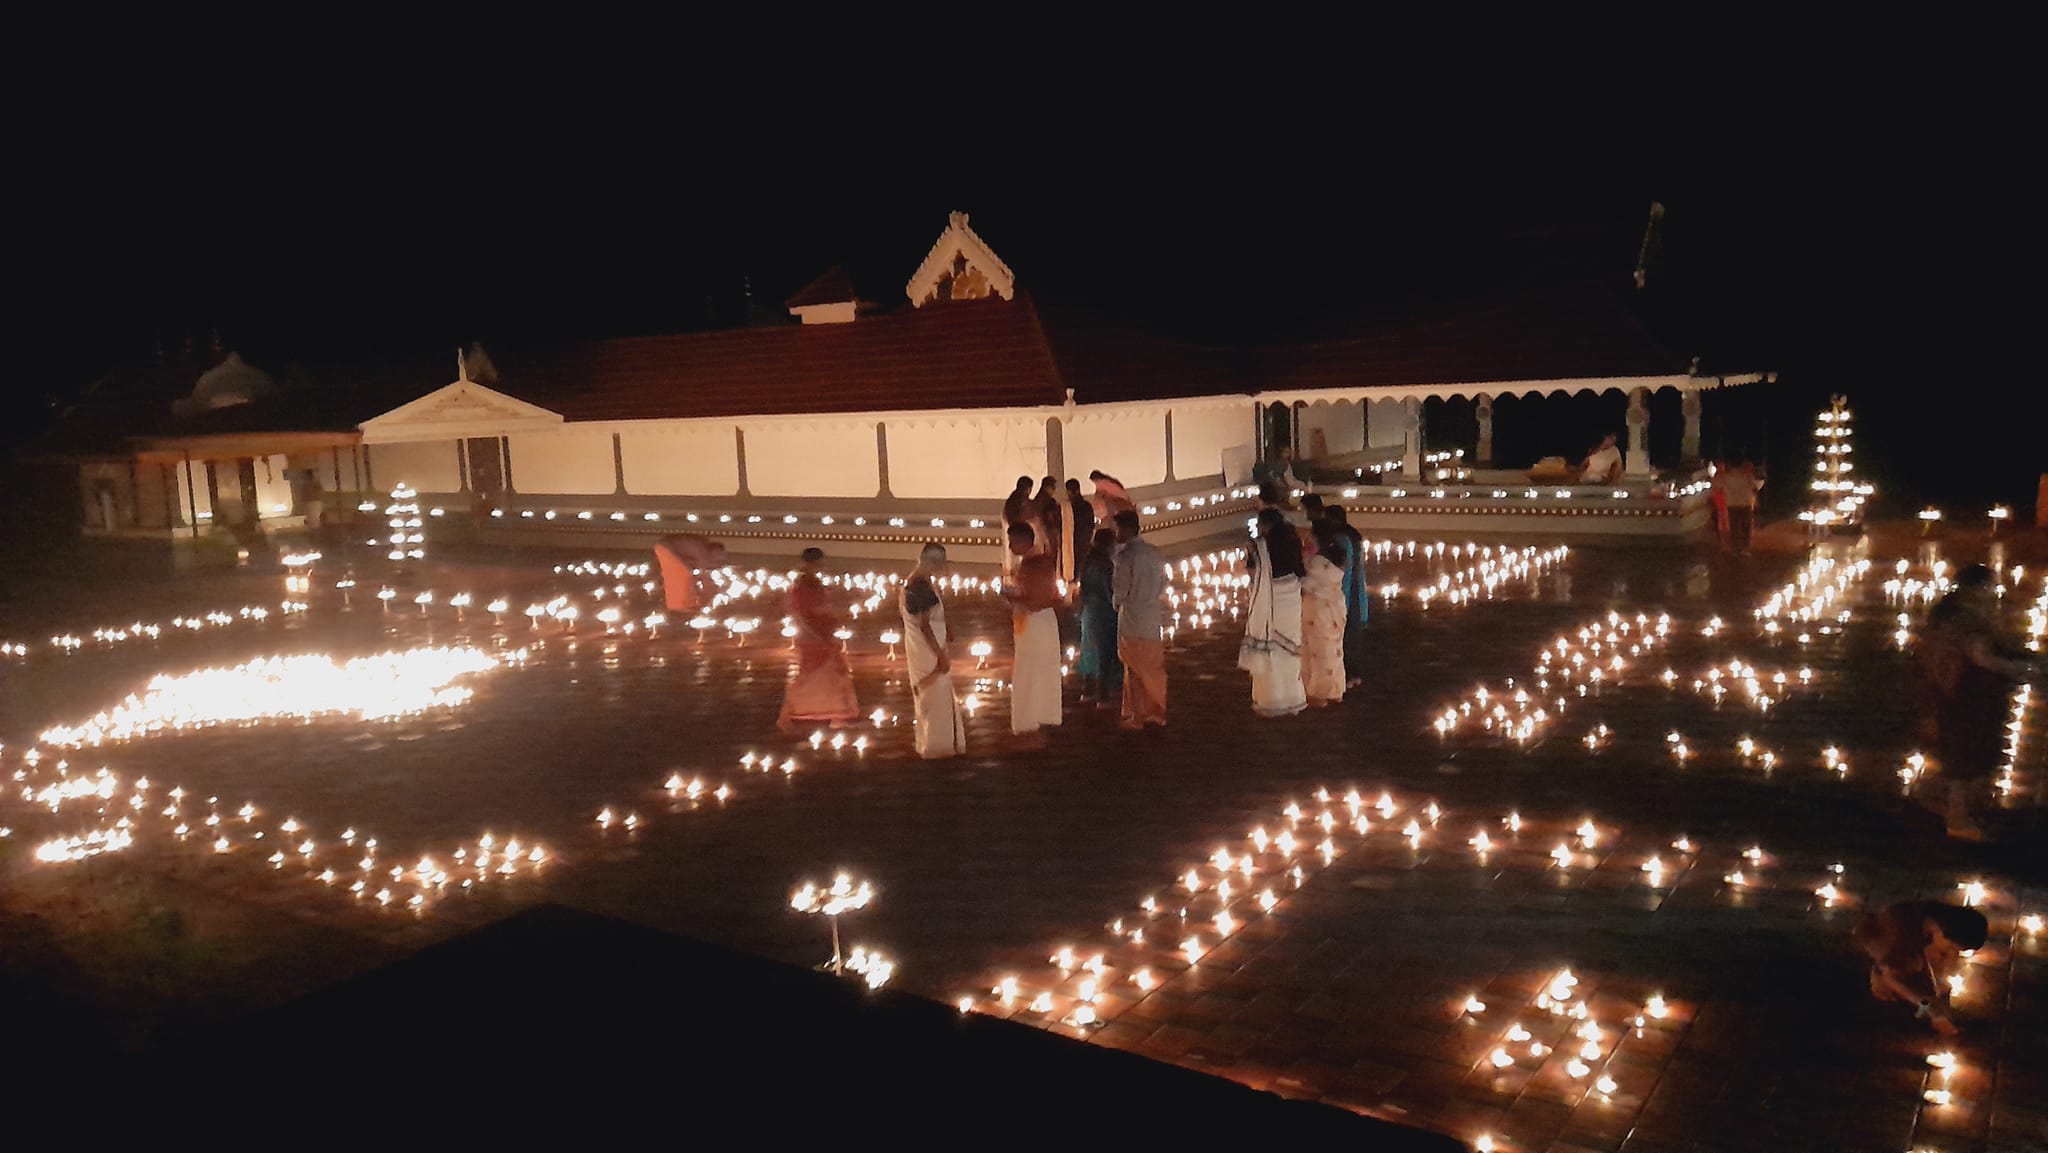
619, 423, 741, 496
506, 428, 616, 496
1167, 400, 1255, 482
355, 387, 1725, 558
367, 440, 462, 496
739, 418, 882, 498
884, 413, 1049, 499
1063, 406, 1168, 487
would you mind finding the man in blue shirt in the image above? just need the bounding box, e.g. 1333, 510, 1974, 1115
1110, 510, 1168, 730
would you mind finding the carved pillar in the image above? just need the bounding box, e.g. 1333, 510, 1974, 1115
161, 463, 181, 528
734, 427, 750, 496
182, 451, 200, 539
1681, 389, 1703, 464
875, 422, 892, 498
457, 439, 470, 493
1162, 410, 1176, 482
1400, 397, 1422, 479
1625, 387, 1652, 478
498, 437, 513, 495
1475, 393, 1494, 466
611, 433, 627, 496
1045, 417, 1064, 481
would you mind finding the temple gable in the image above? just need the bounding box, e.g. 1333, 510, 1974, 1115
906, 211, 1016, 307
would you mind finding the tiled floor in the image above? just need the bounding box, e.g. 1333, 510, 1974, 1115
0, 524, 2041, 1152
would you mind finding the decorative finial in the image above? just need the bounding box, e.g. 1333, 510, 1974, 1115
950, 211, 969, 230
457, 348, 469, 383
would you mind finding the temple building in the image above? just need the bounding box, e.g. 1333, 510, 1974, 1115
49, 212, 1767, 562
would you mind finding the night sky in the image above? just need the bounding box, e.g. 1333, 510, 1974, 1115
11, 71, 2032, 511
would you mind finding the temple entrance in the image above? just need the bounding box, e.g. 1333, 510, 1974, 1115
466, 437, 504, 505
236, 459, 261, 524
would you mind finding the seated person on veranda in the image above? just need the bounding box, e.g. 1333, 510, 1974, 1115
1579, 434, 1624, 484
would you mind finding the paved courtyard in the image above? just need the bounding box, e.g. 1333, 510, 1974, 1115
1, 523, 2042, 1151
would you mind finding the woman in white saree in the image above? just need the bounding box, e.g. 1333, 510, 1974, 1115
1239, 509, 1308, 718
900, 543, 965, 759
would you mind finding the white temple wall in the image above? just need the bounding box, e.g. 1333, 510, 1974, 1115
368, 440, 462, 494
78, 461, 131, 530
290, 451, 341, 493
1170, 402, 1253, 481
1297, 400, 1364, 459
206, 461, 250, 523
739, 420, 880, 498
175, 461, 213, 524
1063, 407, 1167, 488
620, 423, 742, 496
252, 454, 295, 517
506, 428, 616, 495
134, 461, 176, 529
886, 414, 1046, 499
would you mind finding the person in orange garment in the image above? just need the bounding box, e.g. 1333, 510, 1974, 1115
776, 547, 859, 734
652, 535, 728, 614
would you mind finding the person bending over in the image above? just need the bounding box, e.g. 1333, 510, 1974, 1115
1854, 899, 1989, 1035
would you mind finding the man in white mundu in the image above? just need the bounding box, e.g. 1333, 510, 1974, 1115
899, 543, 964, 759
1002, 522, 1064, 748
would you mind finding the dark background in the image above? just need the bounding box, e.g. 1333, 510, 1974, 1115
7, 51, 2035, 524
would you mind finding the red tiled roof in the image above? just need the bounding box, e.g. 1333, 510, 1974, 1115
1033, 299, 1244, 404
500, 295, 1071, 421
481, 282, 1688, 423
1242, 283, 1686, 393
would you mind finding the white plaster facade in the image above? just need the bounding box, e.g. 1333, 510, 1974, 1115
884, 414, 1047, 499
334, 214, 1766, 556
619, 424, 741, 496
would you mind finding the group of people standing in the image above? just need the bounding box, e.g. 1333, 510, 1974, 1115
1000, 471, 1136, 584
1239, 489, 1371, 717
1707, 458, 1764, 555
774, 472, 1170, 762
992, 504, 1169, 749
775, 540, 983, 757
774, 472, 1377, 759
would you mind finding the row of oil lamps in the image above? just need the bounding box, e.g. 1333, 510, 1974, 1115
8, 755, 556, 913
2, 538, 1568, 664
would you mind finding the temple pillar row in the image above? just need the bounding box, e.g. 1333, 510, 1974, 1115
1400, 397, 1422, 479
